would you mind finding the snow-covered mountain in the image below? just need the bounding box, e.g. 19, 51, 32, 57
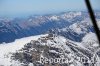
0, 11, 100, 66
0, 11, 92, 43
55, 18, 95, 42
0, 33, 99, 66
0, 34, 48, 66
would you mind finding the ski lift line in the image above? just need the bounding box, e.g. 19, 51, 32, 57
85, 0, 100, 46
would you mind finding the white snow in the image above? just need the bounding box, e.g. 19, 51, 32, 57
82, 32, 99, 47
28, 63, 34, 66
69, 23, 82, 34
0, 34, 48, 66
49, 50, 59, 54
61, 12, 82, 19
50, 15, 59, 21
97, 20, 100, 29
70, 64, 75, 66
82, 32, 97, 43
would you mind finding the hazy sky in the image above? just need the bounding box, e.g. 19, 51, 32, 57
0, 0, 99, 17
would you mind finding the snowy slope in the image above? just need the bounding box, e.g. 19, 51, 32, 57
0, 11, 87, 43
9, 34, 100, 66
0, 34, 48, 66
82, 32, 99, 52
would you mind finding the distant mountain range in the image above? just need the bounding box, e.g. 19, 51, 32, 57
0, 11, 100, 43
